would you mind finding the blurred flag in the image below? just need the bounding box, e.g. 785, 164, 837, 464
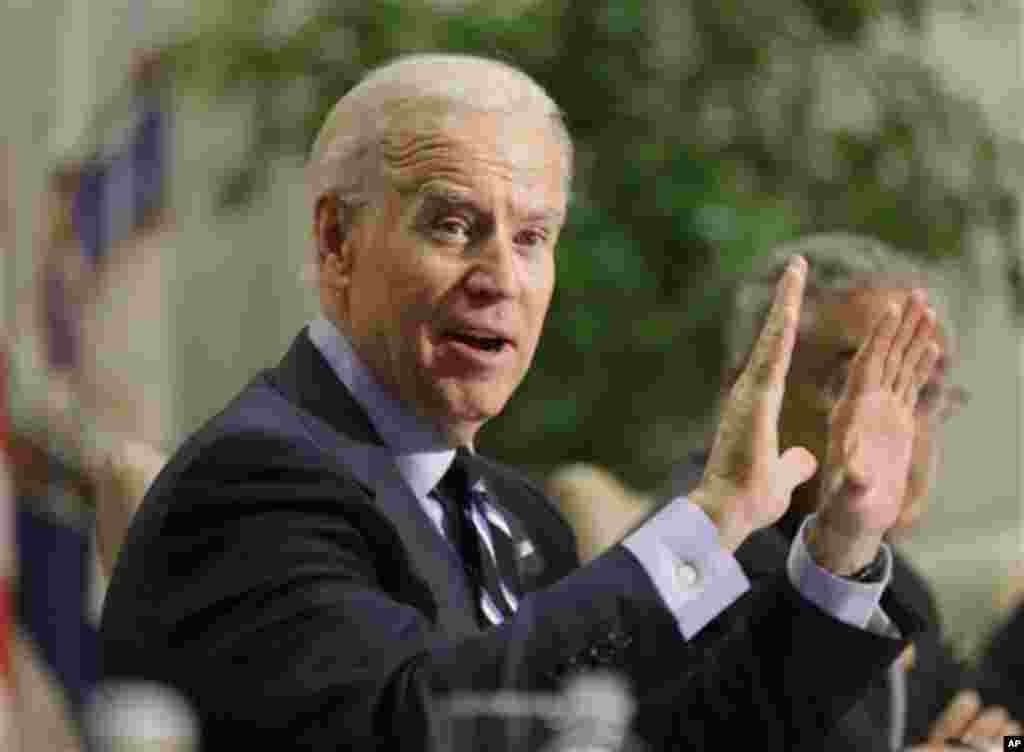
0, 350, 15, 749
41, 166, 84, 375
74, 49, 169, 270
41, 49, 169, 377
14, 453, 97, 723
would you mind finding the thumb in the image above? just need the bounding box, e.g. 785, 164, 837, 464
776, 446, 818, 497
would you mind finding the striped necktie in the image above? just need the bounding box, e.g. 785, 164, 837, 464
435, 449, 519, 626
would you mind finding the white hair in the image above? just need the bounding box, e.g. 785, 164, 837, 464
727, 232, 954, 374
305, 53, 573, 277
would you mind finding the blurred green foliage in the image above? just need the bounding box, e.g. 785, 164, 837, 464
163, 0, 1019, 490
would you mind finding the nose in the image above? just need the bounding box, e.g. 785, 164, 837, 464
464, 233, 520, 300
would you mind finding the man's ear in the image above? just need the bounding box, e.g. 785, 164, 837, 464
315, 193, 354, 291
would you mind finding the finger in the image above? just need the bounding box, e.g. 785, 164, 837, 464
929, 689, 982, 742
743, 255, 806, 391
906, 342, 941, 409
884, 289, 928, 390
847, 301, 901, 395
774, 445, 818, 498
894, 307, 937, 400
962, 705, 1010, 741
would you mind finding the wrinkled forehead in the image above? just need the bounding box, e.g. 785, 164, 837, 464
379, 107, 570, 199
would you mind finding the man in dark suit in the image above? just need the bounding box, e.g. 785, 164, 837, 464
100, 55, 942, 750
667, 233, 1022, 751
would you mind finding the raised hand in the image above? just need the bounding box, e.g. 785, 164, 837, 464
809, 288, 940, 574
692, 256, 818, 551
925, 689, 1023, 749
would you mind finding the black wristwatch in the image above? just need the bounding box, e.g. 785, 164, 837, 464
846, 550, 887, 583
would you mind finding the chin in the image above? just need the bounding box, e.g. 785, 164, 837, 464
434, 390, 510, 437
451, 396, 508, 425
446, 377, 516, 412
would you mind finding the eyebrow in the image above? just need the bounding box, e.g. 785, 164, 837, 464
415, 184, 483, 216
415, 181, 564, 224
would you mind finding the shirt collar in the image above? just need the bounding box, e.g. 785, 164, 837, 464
307, 315, 454, 499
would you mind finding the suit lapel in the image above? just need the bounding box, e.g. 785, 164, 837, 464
268, 330, 481, 639
270, 330, 383, 446
350, 448, 481, 638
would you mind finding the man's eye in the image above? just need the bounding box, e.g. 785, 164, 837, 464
435, 217, 472, 241
514, 228, 548, 249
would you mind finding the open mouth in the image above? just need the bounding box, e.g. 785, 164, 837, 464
444, 330, 509, 353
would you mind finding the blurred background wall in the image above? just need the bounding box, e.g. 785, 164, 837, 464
1, 0, 1022, 681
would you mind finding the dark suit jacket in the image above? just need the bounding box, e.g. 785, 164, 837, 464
100, 332, 923, 750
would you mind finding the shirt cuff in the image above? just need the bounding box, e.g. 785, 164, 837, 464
623, 496, 749, 639
787, 513, 893, 631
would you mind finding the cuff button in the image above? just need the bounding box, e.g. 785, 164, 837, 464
674, 560, 700, 589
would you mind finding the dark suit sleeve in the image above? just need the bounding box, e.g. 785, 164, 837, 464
100, 434, 922, 751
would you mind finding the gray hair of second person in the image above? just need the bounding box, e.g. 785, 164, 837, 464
724, 232, 954, 382
304, 53, 575, 278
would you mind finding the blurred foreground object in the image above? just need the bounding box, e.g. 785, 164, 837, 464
546, 464, 654, 564
88, 681, 197, 752
443, 670, 638, 752
554, 671, 636, 751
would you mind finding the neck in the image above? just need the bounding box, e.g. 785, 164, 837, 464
440, 420, 481, 451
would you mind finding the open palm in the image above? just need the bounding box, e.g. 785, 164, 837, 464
819, 290, 939, 539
